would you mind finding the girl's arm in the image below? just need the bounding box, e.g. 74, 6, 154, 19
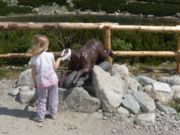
31, 65, 37, 88
53, 57, 61, 69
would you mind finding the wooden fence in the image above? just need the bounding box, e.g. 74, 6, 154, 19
0, 22, 180, 72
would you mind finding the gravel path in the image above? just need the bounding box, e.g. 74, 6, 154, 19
0, 79, 180, 135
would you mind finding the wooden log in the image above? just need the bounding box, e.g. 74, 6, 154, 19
0, 51, 176, 58
0, 22, 117, 30
176, 34, 180, 73
0, 22, 179, 32
103, 26, 112, 63
0, 52, 61, 58
111, 25, 180, 32
113, 51, 176, 57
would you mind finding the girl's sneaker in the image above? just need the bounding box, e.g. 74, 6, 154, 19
32, 115, 44, 122
45, 114, 56, 120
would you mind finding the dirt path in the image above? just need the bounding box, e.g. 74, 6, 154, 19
0, 78, 180, 135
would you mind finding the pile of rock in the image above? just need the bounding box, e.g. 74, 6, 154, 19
9, 63, 180, 126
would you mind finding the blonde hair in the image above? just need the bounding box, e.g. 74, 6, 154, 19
27, 34, 49, 56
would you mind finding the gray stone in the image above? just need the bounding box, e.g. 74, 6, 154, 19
148, 89, 175, 104
157, 75, 180, 85
98, 61, 112, 71
156, 101, 177, 115
63, 87, 100, 113
175, 13, 180, 18
117, 106, 129, 115
133, 91, 156, 112
134, 113, 156, 126
127, 77, 141, 92
16, 69, 33, 87
8, 86, 20, 96
136, 75, 156, 86
171, 85, 180, 103
122, 94, 140, 114
111, 64, 129, 81
147, 14, 155, 18
152, 81, 172, 93
19, 86, 36, 104
92, 65, 124, 112
112, 74, 128, 95
143, 85, 153, 93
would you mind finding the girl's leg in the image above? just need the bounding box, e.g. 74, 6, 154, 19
37, 87, 48, 118
48, 83, 59, 115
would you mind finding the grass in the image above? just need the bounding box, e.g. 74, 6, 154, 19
0, 67, 25, 79
0, 6, 32, 16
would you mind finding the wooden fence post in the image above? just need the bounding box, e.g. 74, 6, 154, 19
177, 33, 180, 73
103, 26, 112, 64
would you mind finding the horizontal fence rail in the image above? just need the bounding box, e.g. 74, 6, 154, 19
0, 22, 180, 72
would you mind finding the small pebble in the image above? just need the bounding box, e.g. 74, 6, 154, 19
38, 123, 43, 127
111, 129, 117, 134
103, 117, 108, 120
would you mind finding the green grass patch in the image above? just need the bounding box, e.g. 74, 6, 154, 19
0, 6, 32, 16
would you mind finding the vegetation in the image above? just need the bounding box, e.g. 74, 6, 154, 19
73, 0, 180, 16
0, 6, 32, 16
0, 29, 177, 65
18, 0, 67, 7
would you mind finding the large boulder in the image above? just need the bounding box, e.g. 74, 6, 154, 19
127, 77, 142, 92
156, 101, 177, 115
92, 65, 124, 112
19, 86, 36, 104
148, 88, 175, 104
111, 64, 129, 81
133, 91, 156, 112
134, 113, 156, 126
62, 87, 100, 113
136, 75, 156, 86
16, 69, 33, 87
171, 85, 180, 103
157, 75, 180, 86
122, 94, 140, 114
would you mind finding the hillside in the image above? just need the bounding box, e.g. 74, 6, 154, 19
0, 0, 180, 17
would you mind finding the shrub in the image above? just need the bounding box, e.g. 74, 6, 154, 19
0, 0, 7, 8
18, 0, 67, 7
0, 6, 32, 16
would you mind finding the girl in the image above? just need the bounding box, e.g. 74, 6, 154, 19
27, 34, 61, 122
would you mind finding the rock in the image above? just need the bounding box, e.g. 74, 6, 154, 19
98, 61, 112, 71
127, 77, 141, 92
133, 91, 156, 112
148, 89, 175, 104
136, 75, 156, 86
134, 113, 156, 126
171, 85, 180, 103
156, 102, 177, 115
122, 94, 140, 114
147, 15, 155, 18
111, 64, 129, 81
143, 85, 153, 93
175, 13, 180, 18
63, 87, 100, 113
19, 86, 36, 104
16, 69, 33, 87
112, 74, 128, 95
152, 81, 172, 93
8, 86, 20, 96
92, 66, 124, 112
117, 106, 129, 115
157, 75, 180, 85
64, 71, 89, 89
